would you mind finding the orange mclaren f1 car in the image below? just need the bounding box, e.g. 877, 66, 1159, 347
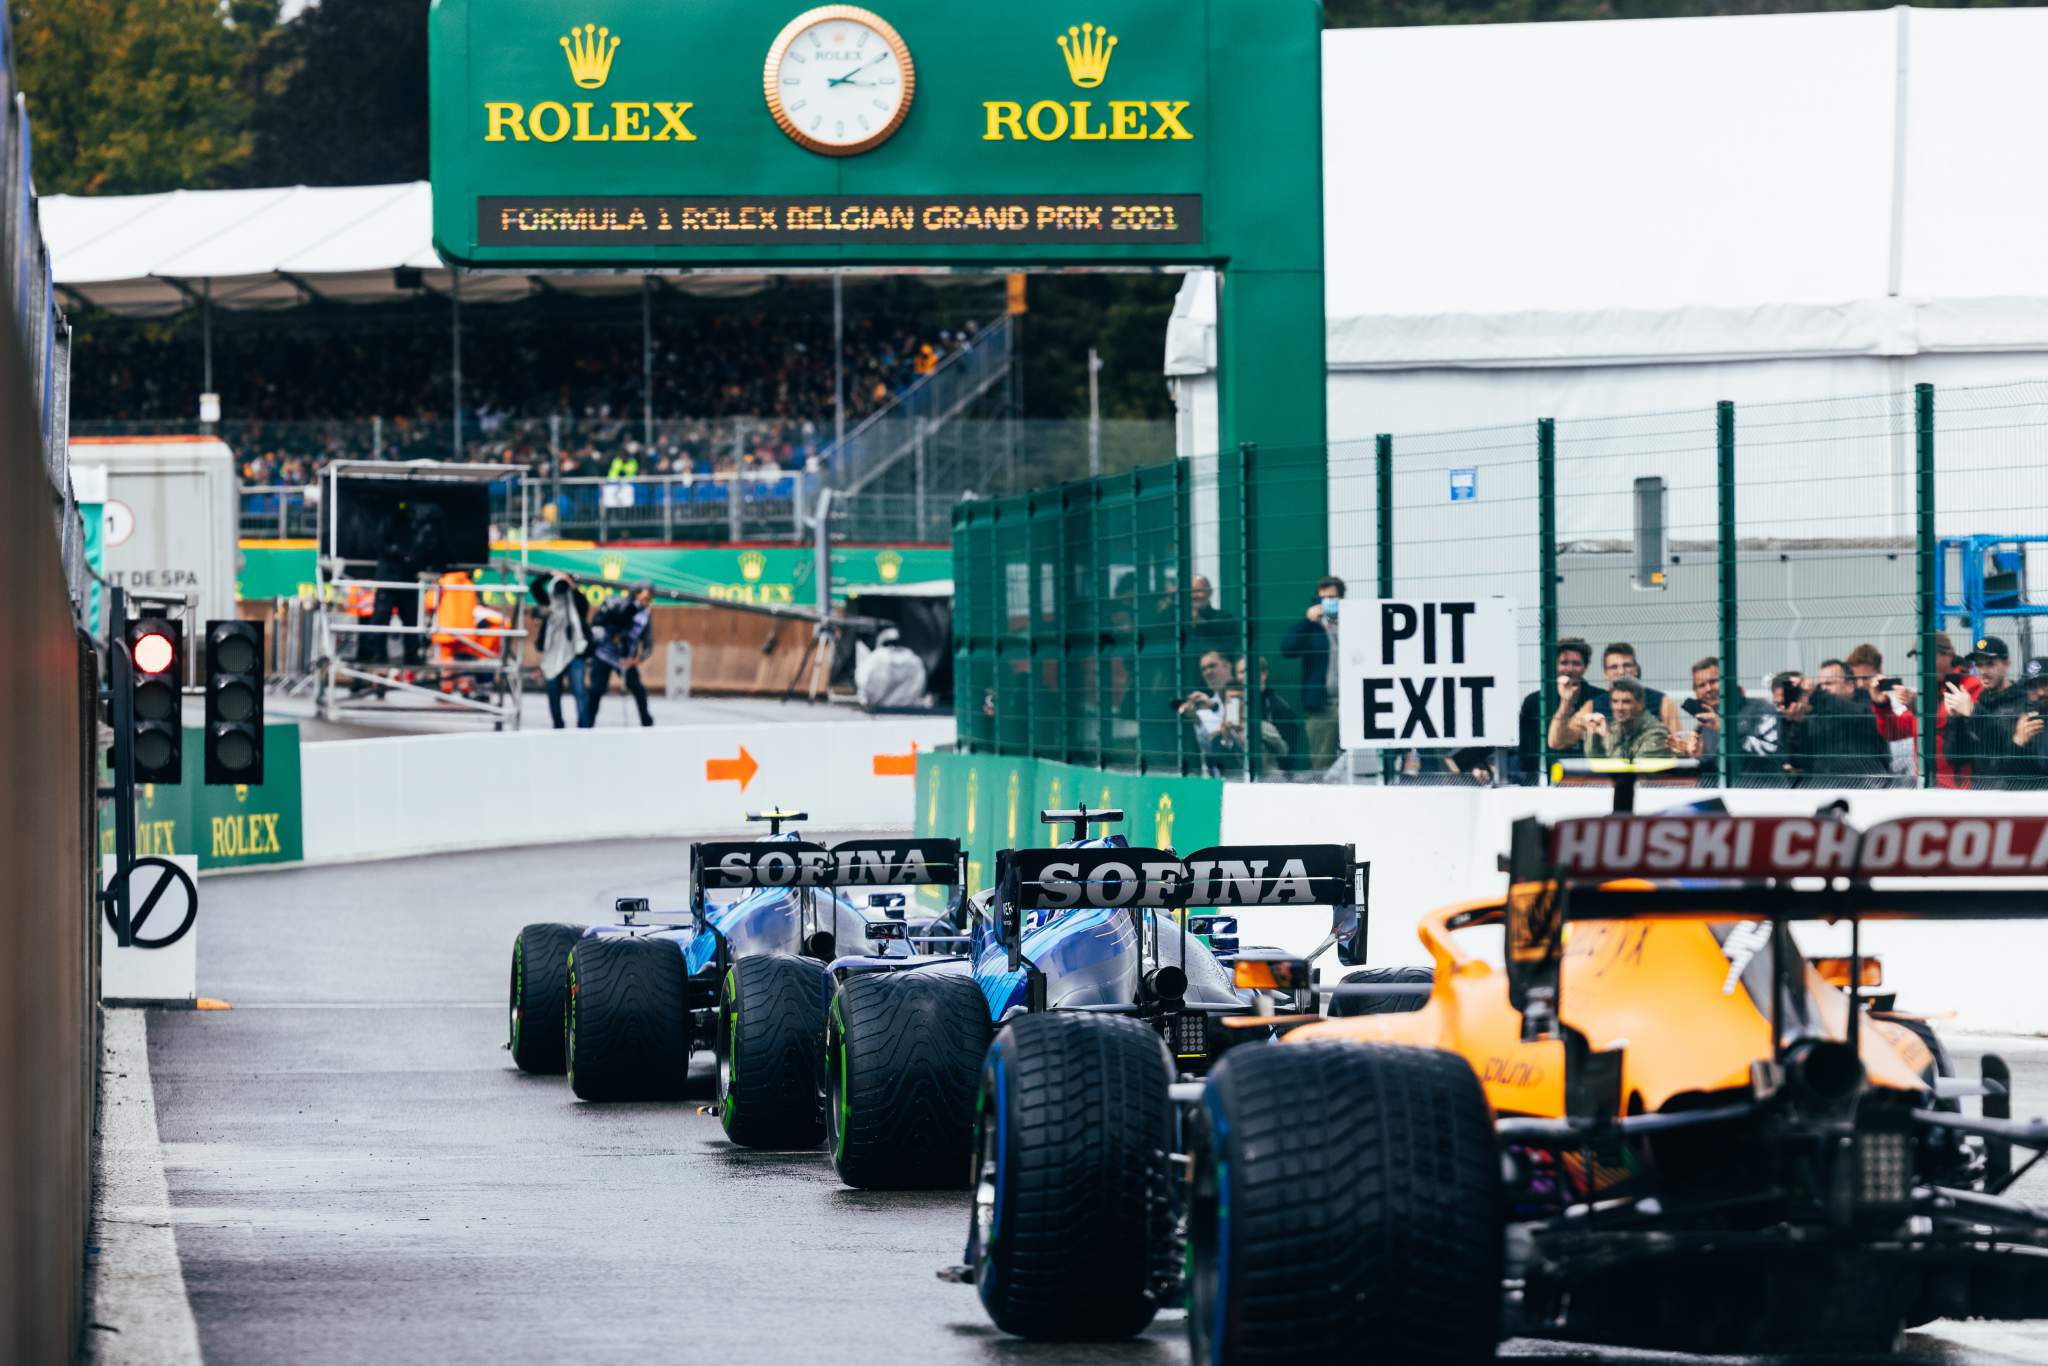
1186, 806, 2048, 1363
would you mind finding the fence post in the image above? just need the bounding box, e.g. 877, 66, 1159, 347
663, 475, 675, 542
1717, 400, 1738, 791
278, 488, 288, 541
548, 413, 561, 515
1915, 383, 1937, 789
727, 475, 743, 543
1376, 433, 1395, 786
1537, 418, 1558, 785
914, 416, 929, 542
1239, 442, 1260, 782
373, 414, 384, 459
1175, 456, 1192, 777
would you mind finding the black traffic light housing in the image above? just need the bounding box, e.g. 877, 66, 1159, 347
126, 617, 183, 784
204, 620, 265, 785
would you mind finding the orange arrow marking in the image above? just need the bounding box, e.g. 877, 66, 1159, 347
706, 746, 759, 791
872, 740, 919, 777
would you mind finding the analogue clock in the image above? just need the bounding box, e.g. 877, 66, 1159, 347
763, 6, 915, 156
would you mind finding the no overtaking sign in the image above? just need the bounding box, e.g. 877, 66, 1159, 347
1339, 599, 1520, 750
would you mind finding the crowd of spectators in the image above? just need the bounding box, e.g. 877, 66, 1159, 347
1168, 571, 2048, 789
73, 291, 993, 488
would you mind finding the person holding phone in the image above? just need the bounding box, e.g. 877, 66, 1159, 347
1541, 637, 1611, 759
1281, 575, 1347, 774
1668, 655, 1780, 781
1579, 677, 1671, 761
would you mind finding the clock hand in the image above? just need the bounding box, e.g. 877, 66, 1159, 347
827, 59, 878, 87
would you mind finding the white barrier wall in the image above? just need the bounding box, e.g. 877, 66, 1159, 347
1221, 782, 2048, 1036
301, 719, 955, 865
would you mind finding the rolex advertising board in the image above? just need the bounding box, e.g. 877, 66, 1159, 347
431, 0, 1327, 677
99, 723, 306, 871
235, 541, 950, 603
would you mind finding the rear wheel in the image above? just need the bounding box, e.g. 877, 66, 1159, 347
509, 922, 582, 1074
970, 1011, 1173, 1340
567, 936, 692, 1101
1326, 964, 1435, 1018
1189, 1042, 1501, 1366
717, 954, 828, 1148
828, 969, 990, 1188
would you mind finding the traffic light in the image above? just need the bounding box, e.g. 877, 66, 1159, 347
126, 617, 183, 784
204, 620, 265, 785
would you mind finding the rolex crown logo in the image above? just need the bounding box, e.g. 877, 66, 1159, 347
739, 550, 767, 582
1057, 22, 1117, 88
600, 554, 625, 581
560, 23, 620, 90
877, 550, 903, 582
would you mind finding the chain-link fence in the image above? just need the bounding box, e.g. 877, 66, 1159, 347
955, 381, 2048, 791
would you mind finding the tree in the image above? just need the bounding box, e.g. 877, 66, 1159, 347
8, 0, 272, 195
235, 0, 428, 186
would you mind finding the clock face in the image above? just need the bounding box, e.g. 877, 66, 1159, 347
764, 6, 915, 156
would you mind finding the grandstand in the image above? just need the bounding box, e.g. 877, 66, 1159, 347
45, 184, 1051, 543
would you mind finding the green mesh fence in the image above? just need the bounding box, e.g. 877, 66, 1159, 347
954, 380, 2048, 790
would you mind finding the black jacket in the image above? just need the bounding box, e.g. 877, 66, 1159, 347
1964, 682, 2037, 784
1787, 690, 1888, 779
1280, 614, 1337, 713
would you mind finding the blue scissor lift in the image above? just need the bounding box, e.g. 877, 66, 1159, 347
1933, 535, 2048, 656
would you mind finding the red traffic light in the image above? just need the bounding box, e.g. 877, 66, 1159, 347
133, 630, 176, 675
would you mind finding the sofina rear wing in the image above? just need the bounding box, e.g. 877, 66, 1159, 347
1503, 811, 2048, 1046
689, 836, 965, 923
992, 843, 1368, 973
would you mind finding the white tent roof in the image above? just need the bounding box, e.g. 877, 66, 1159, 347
1168, 5, 2048, 376
40, 181, 806, 315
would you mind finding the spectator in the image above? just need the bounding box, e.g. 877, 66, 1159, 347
1998, 657, 2048, 787
1781, 661, 1889, 783
1185, 574, 1238, 657
1280, 575, 1346, 773
1580, 677, 1672, 760
1953, 636, 2027, 787
529, 572, 591, 729
1668, 655, 1782, 778
1845, 643, 1917, 781
1543, 637, 1612, 761
1177, 649, 1235, 771
1230, 654, 1297, 769
1602, 642, 1681, 733
585, 585, 656, 726
1919, 631, 1983, 788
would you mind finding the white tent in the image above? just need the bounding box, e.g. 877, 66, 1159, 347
1169, 5, 2048, 540
40, 181, 851, 315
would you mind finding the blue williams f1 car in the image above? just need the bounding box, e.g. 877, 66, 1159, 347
505, 811, 964, 1114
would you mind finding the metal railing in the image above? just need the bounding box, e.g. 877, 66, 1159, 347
955, 380, 2048, 791
829, 315, 1014, 494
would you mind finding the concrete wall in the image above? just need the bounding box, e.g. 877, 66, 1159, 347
1, 285, 94, 1362
1221, 781, 2048, 1035
302, 718, 956, 864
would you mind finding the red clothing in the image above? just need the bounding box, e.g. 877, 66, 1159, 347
1936, 673, 1985, 788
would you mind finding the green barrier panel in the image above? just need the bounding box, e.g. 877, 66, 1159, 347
100, 722, 305, 870
238, 542, 950, 604
916, 749, 1222, 900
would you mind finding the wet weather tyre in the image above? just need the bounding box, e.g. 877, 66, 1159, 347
509, 922, 582, 1074
567, 936, 693, 1101
1326, 964, 1435, 1018
970, 1011, 1173, 1340
717, 954, 828, 1148
828, 969, 990, 1188
1189, 1042, 1502, 1366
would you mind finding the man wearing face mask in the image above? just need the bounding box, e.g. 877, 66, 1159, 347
1282, 575, 1346, 774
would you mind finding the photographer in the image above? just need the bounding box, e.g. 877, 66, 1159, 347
1280, 575, 1346, 772
1177, 650, 1235, 760
585, 585, 656, 727
528, 572, 591, 730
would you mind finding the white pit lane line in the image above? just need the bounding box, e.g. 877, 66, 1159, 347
87, 1008, 204, 1366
